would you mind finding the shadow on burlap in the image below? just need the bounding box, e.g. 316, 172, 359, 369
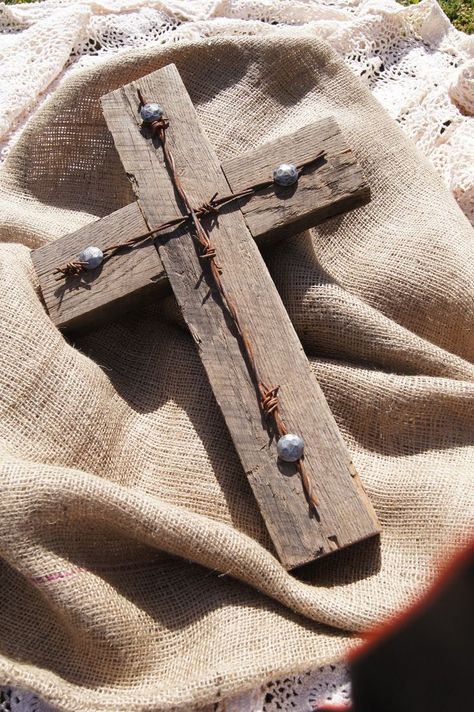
0, 35, 473, 712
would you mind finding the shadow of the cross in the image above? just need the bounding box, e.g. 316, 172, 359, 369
294, 536, 382, 585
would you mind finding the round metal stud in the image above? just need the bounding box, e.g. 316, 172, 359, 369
273, 163, 298, 187
277, 433, 304, 462
140, 102, 164, 123
79, 246, 104, 270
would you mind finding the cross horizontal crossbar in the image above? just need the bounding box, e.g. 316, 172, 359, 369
32, 118, 370, 334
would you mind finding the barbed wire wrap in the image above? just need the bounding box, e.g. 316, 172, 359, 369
54, 151, 325, 280
133, 89, 319, 511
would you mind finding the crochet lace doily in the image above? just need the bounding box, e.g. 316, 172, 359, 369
0, 0, 473, 223
1, 663, 351, 712
0, 1, 472, 710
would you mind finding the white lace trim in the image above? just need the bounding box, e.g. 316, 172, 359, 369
214, 663, 352, 712
0, 0, 473, 221
1, 662, 351, 711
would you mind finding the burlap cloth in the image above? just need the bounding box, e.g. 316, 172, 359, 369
0, 34, 473, 712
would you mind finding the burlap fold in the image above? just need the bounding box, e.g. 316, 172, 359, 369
0, 35, 473, 711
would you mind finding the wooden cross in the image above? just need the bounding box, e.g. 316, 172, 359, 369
32, 64, 379, 570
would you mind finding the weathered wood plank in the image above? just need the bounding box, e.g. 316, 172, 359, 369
101, 63, 379, 569
222, 119, 370, 246
31, 202, 166, 333
32, 119, 369, 333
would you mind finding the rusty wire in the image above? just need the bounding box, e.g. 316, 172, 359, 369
54, 146, 325, 281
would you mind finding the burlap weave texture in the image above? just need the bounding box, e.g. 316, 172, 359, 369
0, 35, 473, 711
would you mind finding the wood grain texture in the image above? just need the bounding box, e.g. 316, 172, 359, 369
31, 202, 167, 332
101, 63, 379, 569
32, 120, 368, 333
222, 119, 370, 246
